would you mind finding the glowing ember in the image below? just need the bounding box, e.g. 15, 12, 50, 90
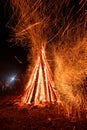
22, 46, 57, 105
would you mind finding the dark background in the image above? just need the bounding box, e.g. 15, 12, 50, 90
0, 0, 29, 81
0, 1, 87, 130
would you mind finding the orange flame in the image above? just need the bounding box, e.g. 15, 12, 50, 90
22, 46, 57, 105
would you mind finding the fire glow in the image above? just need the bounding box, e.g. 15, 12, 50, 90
8, 0, 87, 119
22, 46, 57, 105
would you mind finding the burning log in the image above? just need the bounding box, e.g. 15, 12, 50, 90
22, 46, 57, 105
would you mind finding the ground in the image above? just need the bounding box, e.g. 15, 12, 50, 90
0, 93, 87, 130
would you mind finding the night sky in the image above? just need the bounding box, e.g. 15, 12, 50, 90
0, 1, 28, 81
0, 0, 86, 81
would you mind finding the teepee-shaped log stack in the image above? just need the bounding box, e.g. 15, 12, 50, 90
22, 46, 57, 105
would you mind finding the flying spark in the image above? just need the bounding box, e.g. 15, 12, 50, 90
8, 0, 87, 119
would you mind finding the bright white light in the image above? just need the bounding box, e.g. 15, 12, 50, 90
10, 76, 16, 82
11, 77, 15, 81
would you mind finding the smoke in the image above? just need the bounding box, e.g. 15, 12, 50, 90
54, 36, 87, 106
52, 1, 87, 110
